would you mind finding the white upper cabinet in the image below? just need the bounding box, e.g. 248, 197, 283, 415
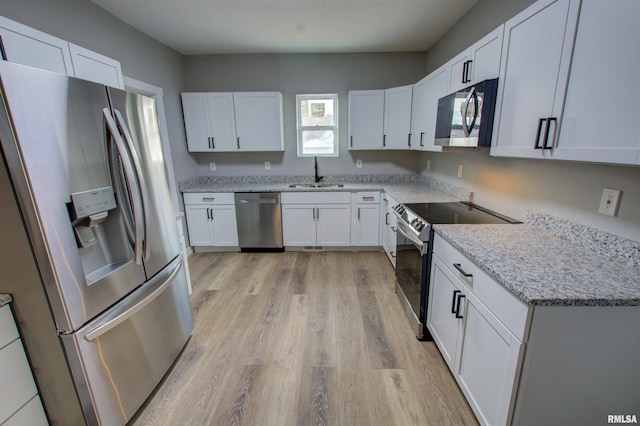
348, 90, 385, 150
233, 92, 284, 151
447, 25, 503, 93
68, 43, 124, 89
182, 91, 284, 152
490, 0, 580, 159
411, 66, 449, 152
181, 93, 237, 152
0, 16, 73, 75
383, 85, 413, 149
0, 16, 124, 89
551, 0, 640, 165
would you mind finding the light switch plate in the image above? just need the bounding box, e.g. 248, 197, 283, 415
598, 188, 621, 216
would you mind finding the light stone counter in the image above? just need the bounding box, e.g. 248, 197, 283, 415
179, 174, 471, 204
433, 223, 640, 307
0, 294, 11, 307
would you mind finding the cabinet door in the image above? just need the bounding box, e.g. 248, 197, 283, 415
490, 0, 580, 159
181, 93, 215, 152
68, 43, 124, 89
410, 77, 429, 151
348, 90, 385, 149
233, 92, 284, 151
352, 204, 380, 246
455, 290, 524, 426
447, 49, 471, 94
210, 205, 239, 246
553, 0, 640, 165
422, 65, 449, 152
383, 85, 413, 149
0, 16, 73, 75
282, 204, 317, 246
467, 25, 503, 86
317, 204, 351, 246
184, 205, 215, 246
207, 93, 238, 151
427, 255, 463, 371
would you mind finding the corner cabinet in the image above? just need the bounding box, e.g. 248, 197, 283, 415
183, 193, 239, 248
281, 192, 351, 247
350, 192, 380, 246
348, 90, 385, 150
490, 0, 580, 159
182, 91, 284, 152
428, 235, 529, 426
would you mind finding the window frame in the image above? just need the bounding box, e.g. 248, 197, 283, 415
296, 93, 339, 157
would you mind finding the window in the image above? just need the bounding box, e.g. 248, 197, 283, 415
296, 94, 338, 157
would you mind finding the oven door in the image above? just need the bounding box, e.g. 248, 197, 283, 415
394, 221, 428, 339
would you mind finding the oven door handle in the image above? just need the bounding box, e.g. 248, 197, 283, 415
396, 221, 427, 255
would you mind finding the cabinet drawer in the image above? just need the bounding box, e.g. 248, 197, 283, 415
433, 235, 530, 341
183, 192, 235, 205
0, 304, 19, 349
354, 191, 380, 203
281, 192, 350, 204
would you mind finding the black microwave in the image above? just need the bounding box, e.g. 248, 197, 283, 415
434, 78, 498, 148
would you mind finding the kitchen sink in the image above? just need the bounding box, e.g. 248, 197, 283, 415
288, 183, 345, 189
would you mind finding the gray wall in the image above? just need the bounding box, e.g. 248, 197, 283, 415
0, 0, 197, 187
420, 0, 640, 240
185, 53, 427, 177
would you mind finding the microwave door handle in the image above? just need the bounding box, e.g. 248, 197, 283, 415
103, 108, 144, 265
114, 109, 151, 262
461, 87, 476, 137
468, 88, 479, 134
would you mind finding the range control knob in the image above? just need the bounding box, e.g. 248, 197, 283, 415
394, 204, 405, 214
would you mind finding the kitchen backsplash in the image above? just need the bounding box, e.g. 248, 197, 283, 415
527, 210, 640, 268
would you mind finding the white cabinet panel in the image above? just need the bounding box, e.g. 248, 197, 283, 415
491, 0, 580, 159
552, 0, 640, 165
317, 205, 351, 246
209, 205, 240, 246
184, 195, 239, 247
282, 204, 317, 246
0, 16, 73, 75
185, 205, 215, 246
383, 85, 413, 149
348, 90, 385, 150
181, 93, 237, 152
3, 396, 48, 426
351, 203, 380, 246
282, 193, 351, 247
448, 26, 503, 93
68, 43, 124, 89
0, 304, 19, 348
0, 340, 39, 424
422, 65, 449, 152
233, 92, 284, 151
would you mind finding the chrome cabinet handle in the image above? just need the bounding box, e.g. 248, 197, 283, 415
453, 263, 472, 278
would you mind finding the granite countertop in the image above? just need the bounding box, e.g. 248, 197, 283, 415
433, 224, 640, 307
0, 294, 12, 307
179, 175, 471, 204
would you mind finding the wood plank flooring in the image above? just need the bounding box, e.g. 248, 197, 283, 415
131, 251, 478, 426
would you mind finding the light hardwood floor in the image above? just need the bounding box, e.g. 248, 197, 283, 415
131, 251, 478, 425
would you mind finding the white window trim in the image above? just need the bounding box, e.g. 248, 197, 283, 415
296, 93, 339, 157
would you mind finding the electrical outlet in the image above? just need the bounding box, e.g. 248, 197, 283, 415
457, 164, 463, 178
209, 162, 216, 171
599, 188, 621, 216
427, 160, 431, 171
264, 161, 271, 170
356, 159, 363, 169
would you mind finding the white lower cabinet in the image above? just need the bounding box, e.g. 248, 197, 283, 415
183, 193, 239, 247
380, 194, 398, 267
428, 235, 529, 426
351, 192, 380, 246
281, 192, 351, 247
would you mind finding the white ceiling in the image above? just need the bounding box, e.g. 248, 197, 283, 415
89, 0, 478, 55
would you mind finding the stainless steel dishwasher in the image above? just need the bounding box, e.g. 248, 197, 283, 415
234, 192, 283, 251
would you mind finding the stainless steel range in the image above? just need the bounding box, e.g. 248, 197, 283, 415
392, 201, 519, 340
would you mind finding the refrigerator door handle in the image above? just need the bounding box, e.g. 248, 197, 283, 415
85, 257, 183, 341
113, 109, 151, 262
103, 108, 145, 264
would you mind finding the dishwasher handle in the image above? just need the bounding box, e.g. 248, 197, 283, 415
238, 198, 278, 204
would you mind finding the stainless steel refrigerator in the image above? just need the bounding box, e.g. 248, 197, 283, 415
0, 61, 194, 425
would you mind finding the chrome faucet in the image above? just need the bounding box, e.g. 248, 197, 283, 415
314, 156, 324, 183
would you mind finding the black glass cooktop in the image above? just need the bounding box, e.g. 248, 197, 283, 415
405, 201, 520, 225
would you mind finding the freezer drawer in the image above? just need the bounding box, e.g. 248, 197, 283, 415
62, 256, 193, 425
